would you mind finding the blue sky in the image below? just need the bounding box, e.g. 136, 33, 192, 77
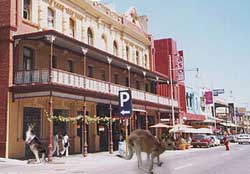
107, 0, 250, 107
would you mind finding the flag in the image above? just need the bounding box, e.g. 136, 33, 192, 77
205, 91, 213, 104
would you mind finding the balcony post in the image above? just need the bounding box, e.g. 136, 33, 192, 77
81, 47, 88, 157
47, 35, 55, 162
13, 39, 20, 85
108, 57, 113, 154
127, 65, 132, 132
143, 71, 148, 130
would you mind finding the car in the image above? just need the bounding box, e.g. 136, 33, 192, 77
191, 134, 213, 148
209, 135, 220, 146
228, 135, 237, 143
216, 135, 224, 145
237, 134, 250, 144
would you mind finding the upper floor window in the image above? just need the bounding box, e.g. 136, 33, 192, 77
113, 41, 118, 56
125, 77, 129, 87
87, 66, 94, 78
101, 69, 106, 81
47, 8, 54, 29
145, 83, 149, 92
87, 28, 94, 46
136, 80, 140, 90
114, 74, 119, 84
101, 34, 107, 51
69, 18, 75, 37
126, 46, 129, 60
136, 51, 139, 65
67, 60, 74, 73
144, 54, 148, 68
23, 0, 32, 20
52, 55, 57, 68
23, 47, 34, 70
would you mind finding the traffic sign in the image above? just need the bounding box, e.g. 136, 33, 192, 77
119, 90, 132, 117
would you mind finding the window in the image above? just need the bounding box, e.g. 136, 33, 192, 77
101, 69, 106, 81
69, 18, 75, 37
114, 74, 118, 84
113, 41, 118, 56
23, 47, 34, 70
125, 77, 129, 87
101, 34, 107, 51
87, 66, 94, 78
136, 80, 140, 90
23, 0, 32, 20
47, 8, 54, 29
145, 83, 149, 92
67, 60, 74, 72
52, 56, 57, 68
144, 54, 148, 67
126, 46, 129, 60
136, 51, 139, 65
87, 28, 93, 46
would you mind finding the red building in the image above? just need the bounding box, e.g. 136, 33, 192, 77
154, 39, 186, 123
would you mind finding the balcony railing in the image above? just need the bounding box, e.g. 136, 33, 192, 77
14, 69, 178, 107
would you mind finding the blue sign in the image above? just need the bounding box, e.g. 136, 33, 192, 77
119, 90, 132, 117
213, 89, 224, 96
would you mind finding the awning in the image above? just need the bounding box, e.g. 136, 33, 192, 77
184, 113, 205, 121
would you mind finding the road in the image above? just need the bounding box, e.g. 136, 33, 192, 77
0, 144, 250, 174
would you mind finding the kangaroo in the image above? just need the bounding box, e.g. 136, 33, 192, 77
25, 124, 47, 164
117, 129, 176, 173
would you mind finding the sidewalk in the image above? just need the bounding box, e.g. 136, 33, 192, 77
0, 144, 235, 174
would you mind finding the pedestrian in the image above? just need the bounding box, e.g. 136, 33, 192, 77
52, 132, 60, 157
223, 133, 229, 151
60, 133, 70, 157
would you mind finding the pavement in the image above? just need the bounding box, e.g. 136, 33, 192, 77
0, 143, 250, 174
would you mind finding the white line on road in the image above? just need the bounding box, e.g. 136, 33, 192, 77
174, 163, 193, 170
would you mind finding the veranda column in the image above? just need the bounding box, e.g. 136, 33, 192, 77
127, 65, 132, 132
81, 47, 88, 157
143, 71, 148, 130
108, 57, 113, 154
47, 35, 56, 162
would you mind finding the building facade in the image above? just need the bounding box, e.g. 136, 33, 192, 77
0, 0, 178, 158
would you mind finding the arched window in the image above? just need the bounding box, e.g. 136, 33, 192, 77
144, 54, 148, 68
126, 46, 129, 60
136, 51, 139, 65
47, 8, 54, 29
113, 41, 118, 56
101, 34, 107, 51
87, 28, 94, 46
23, 0, 32, 20
69, 18, 75, 37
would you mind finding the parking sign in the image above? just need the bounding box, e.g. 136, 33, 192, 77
119, 90, 132, 117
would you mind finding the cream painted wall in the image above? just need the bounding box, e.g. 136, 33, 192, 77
27, 0, 151, 70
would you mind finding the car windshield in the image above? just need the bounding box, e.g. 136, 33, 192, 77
194, 135, 206, 140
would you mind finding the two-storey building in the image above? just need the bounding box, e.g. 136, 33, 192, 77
0, 0, 178, 159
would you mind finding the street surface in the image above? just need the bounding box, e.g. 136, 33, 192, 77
0, 144, 250, 174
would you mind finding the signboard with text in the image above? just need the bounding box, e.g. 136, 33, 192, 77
119, 90, 132, 117
176, 50, 185, 81
213, 89, 224, 96
205, 91, 213, 104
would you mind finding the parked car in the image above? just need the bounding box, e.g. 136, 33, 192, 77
228, 135, 237, 143
209, 135, 220, 146
216, 135, 224, 145
191, 134, 213, 148
237, 134, 250, 144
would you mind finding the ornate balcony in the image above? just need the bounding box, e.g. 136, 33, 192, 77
14, 69, 178, 107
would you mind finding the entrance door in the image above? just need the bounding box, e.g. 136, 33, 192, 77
53, 109, 69, 136
77, 111, 90, 153
23, 107, 41, 158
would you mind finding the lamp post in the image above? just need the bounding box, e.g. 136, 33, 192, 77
168, 55, 175, 126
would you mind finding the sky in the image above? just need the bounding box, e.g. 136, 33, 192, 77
102, 0, 250, 107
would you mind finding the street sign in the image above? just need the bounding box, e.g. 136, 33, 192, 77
119, 90, 132, 117
213, 89, 224, 96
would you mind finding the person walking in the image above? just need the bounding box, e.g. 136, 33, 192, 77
223, 133, 229, 151
52, 132, 60, 157
60, 133, 70, 157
